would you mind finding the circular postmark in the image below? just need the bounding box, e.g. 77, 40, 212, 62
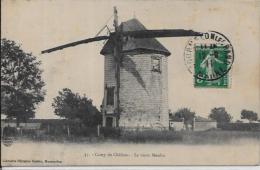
184, 31, 234, 81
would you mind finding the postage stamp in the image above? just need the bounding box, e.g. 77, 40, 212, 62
184, 31, 234, 88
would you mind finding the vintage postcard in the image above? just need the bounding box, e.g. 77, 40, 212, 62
1, 0, 260, 167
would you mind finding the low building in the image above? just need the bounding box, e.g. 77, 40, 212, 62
194, 116, 217, 131
1, 119, 41, 130
1, 119, 70, 136
169, 116, 217, 131
169, 120, 185, 131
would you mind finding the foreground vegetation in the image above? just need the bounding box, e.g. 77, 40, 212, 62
3, 129, 260, 145
119, 130, 260, 144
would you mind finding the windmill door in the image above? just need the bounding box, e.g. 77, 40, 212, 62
105, 117, 113, 127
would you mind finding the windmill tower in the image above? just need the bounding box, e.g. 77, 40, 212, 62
100, 18, 171, 130
42, 7, 202, 130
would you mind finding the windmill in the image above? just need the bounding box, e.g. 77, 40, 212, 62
42, 7, 203, 128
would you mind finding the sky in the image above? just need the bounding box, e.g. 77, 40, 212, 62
2, 0, 260, 120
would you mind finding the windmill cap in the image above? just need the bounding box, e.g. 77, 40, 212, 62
100, 18, 171, 56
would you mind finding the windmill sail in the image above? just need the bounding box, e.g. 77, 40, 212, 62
41, 36, 109, 54
41, 30, 202, 54
122, 29, 203, 38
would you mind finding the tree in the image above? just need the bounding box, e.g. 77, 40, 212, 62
209, 107, 232, 123
1, 38, 45, 125
52, 88, 102, 127
173, 108, 195, 130
241, 110, 258, 122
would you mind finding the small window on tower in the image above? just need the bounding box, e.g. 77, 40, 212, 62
106, 87, 114, 106
152, 57, 161, 72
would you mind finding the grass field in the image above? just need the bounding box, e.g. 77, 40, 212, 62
5, 129, 259, 144
119, 130, 260, 144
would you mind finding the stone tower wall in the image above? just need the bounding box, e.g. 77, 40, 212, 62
119, 53, 169, 129
102, 53, 169, 129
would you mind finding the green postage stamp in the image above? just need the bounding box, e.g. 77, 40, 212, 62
184, 31, 234, 88
194, 45, 229, 88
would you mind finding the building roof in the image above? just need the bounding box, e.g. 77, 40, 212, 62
195, 116, 215, 122
1, 119, 69, 124
100, 18, 171, 56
